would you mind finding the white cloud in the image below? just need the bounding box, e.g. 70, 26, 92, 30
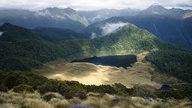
91, 32, 97, 39
101, 22, 128, 36
0, 32, 4, 36
0, 0, 191, 10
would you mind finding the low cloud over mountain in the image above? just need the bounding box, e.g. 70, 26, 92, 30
101, 22, 128, 35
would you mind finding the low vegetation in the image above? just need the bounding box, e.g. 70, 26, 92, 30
0, 71, 192, 101
0, 90, 191, 108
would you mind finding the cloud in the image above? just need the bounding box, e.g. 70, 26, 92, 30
0, 32, 4, 36
91, 32, 97, 39
0, 0, 192, 10
101, 22, 128, 36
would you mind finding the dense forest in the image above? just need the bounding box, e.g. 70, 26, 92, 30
0, 23, 192, 85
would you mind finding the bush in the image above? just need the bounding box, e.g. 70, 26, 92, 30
132, 86, 157, 98
0, 84, 7, 92
4, 74, 21, 89
12, 84, 34, 93
155, 90, 183, 99
43, 92, 63, 101
112, 83, 130, 96
38, 80, 68, 94
64, 86, 87, 99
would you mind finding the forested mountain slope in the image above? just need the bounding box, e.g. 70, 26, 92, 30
0, 23, 192, 83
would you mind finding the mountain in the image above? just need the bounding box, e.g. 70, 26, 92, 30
0, 23, 163, 71
0, 8, 88, 31
0, 23, 41, 41
0, 23, 89, 71
82, 5, 192, 49
140, 3, 191, 17
33, 27, 89, 42
0, 22, 192, 107
78, 8, 140, 23
0, 23, 192, 84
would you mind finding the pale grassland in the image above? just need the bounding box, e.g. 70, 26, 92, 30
34, 52, 181, 88
0, 91, 191, 108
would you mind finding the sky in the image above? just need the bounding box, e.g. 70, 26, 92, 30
0, 0, 192, 10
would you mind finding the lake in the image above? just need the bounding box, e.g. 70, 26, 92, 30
72, 55, 137, 68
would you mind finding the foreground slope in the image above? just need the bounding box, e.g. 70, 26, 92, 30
0, 71, 192, 108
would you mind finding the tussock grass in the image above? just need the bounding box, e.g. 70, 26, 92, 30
22, 98, 54, 108
0, 103, 16, 108
43, 92, 63, 101
0, 91, 191, 108
54, 99, 71, 108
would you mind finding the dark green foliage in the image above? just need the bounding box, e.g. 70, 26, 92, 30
86, 85, 117, 94
12, 84, 34, 93
34, 27, 89, 42
172, 84, 192, 100
42, 93, 61, 101
132, 86, 157, 98
38, 80, 87, 99
0, 39, 61, 71
43, 93, 56, 101
145, 50, 192, 82
0, 23, 40, 42
155, 90, 183, 99
0, 57, 35, 71
4, 74, 23, 89
38, 80, 69, 95
1, 72, 48, 89
0, 84, 8, 92
112, 83, 131, 96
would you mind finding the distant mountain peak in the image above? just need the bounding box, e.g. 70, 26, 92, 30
64, 7, 76, 14
43, 7, 77, 14
140, 4, 169, 16
147, 3, 166, 11
0, 23, 16, 31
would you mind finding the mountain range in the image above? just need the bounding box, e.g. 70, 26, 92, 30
0, 22, 192, 83
82, 4, 192, 49
0, 5, 192, 81
0, 3, 192, 107
0, 7, 88, 31
78, 8, 140, 23
1, 5, 192, 49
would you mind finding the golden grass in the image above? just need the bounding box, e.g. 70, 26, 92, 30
0, 91, 191, 108
35, 52, 164, 88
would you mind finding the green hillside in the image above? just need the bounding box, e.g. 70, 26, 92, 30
33, 27, 89, 42
0, 23, 192, 84
146, 50, 192, 82
59, 24, 177, 57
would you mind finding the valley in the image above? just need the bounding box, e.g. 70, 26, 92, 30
36, 52, 165, 88
0, 2, 192, 108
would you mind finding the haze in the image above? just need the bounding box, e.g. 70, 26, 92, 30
0, 0, 192, 10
